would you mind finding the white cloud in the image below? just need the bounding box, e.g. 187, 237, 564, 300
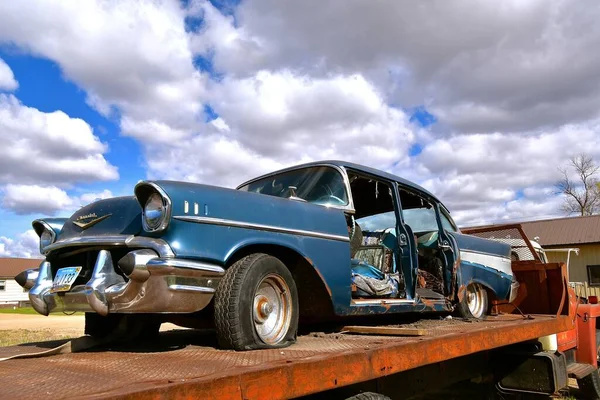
146, 70, 418, 187
194, 0, 600, 133
0, 184, 113, 215
412, 122, 600, 225
0, 229, 42, 259
0, 0, 207, 142
0, 94, 118, 186
2, 0, 600, 230
0, 57, 18, 91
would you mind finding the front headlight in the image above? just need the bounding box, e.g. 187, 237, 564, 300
40, 229, 53, 249
32, 219, 57, 254
135, 182, 172, 233
144, 193, 165, 230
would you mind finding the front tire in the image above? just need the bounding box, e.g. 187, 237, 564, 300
214, 253, 299, 350
455, 282, 488, 319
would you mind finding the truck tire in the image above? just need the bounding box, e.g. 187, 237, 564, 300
345, 392, 391, 400
455, 282, 488, 319
577, 368, 600, 400
214, 253, 299, 350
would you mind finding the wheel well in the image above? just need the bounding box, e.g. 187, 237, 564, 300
226, 244, 335, 323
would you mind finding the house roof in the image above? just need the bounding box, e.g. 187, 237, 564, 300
464, 214, 600, 247
519, 214, 600, 247
0, 258, 42, 279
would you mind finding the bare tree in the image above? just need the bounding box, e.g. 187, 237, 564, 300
556, 154, 600, 216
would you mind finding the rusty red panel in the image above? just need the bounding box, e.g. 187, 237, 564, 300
574, 303, 599, 367
0, 315, 573, 400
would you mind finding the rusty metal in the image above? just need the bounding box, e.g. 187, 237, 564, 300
462, 224, 541, 263
0, 315, 573, 400
493, 261, 569, 316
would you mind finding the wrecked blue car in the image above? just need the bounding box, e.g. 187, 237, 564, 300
17, 161, 517, 350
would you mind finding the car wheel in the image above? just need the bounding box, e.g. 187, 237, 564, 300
455, 282, 488, 319
214, 253, 299, 350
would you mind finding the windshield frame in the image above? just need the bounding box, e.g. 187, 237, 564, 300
237, 163, 356, 213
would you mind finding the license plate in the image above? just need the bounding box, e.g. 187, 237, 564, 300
50, 267, 82, 293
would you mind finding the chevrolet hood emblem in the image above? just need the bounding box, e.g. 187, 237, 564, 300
72, 213, 112, 230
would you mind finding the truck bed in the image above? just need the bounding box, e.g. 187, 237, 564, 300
0, 314, 572, 400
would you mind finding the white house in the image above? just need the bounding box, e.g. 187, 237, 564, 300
0, 258, 42, 307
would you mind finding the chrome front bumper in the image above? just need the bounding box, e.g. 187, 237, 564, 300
26, 248, 224, 316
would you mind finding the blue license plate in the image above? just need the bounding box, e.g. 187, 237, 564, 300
50, 267, 82, 293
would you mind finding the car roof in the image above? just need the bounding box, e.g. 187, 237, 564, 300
238, 160, 442, 204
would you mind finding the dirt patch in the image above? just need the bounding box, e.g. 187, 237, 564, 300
390, 317, 485, 330
0, 314, 85, 331
308, 332, 346, 340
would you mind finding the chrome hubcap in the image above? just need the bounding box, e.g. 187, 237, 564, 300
466, 283, 485, 318
253, 274, 292, 344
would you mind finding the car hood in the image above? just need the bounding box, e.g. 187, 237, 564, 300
57, 196, 142, 241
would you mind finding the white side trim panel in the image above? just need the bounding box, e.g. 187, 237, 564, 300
460, 250, 513, 276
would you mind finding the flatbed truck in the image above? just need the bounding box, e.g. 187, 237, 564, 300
0, 250, 597, 399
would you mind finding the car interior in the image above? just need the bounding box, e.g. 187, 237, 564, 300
348, 174, 447, 300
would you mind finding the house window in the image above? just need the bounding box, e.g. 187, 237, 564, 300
587, 265, 600, 286
0, 280, 5, 291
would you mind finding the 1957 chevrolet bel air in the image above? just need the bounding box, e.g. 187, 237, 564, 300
17, 161, 517, 350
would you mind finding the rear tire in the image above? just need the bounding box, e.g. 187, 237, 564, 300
455, 282, 488, 319
214, 253, 299, 350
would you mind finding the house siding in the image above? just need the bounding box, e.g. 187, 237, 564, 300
0, 279, 29, 305
545, 243, 600, 298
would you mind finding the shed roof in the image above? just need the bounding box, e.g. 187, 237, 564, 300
0, 258, 41, 279
519, 214, 600, 246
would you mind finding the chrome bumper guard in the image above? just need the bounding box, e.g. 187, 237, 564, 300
509, 279, 520, 303
28, 249, 225, 316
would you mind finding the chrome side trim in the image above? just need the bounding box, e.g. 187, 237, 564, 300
168, 284, 215, 294
44, 235, 174, 258
173, 215, 350, 242
147, 257, 225, 276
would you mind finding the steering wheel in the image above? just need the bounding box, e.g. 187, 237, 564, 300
314, 184, 346, 205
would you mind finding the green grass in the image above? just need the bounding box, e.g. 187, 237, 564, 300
0, 307, 82, 315
0, 329, 75, 346
0, 307, 40, 315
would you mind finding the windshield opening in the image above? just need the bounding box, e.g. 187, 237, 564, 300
238, 166, 349, 208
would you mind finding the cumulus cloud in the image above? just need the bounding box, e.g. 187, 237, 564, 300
1, 0, 600, 235
146, 70, 418, 186
0, 229, 42, 259
0, 57, 18, 91
194, 0, 600, 133
0, 94, 118, 186
0, 0, 207, 141
0, 185, 113, 215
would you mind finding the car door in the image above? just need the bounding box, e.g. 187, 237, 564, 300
393, 183, 418, 299
435, 204, 459, 296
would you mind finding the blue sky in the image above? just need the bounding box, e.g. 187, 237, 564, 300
1, 0, 599, 257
